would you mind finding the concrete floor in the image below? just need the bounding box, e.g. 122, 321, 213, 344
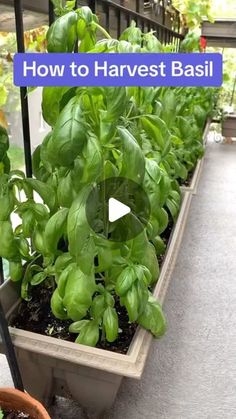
0, 4, 48, 32
1, 141, 236, 418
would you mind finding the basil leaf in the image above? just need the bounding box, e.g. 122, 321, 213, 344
138, 299, 166, 337
103, 307, 119, 342
75, 320, 99, 347
47, 96, 88, 167
67, 186, 91, 259
47, 11, 77, 53
42, 87, 74, 127
44, 208, 69, 255
118, 126, 145, 183
25, 178, 56, 212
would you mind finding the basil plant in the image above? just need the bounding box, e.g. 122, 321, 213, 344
0, 4, 216, 347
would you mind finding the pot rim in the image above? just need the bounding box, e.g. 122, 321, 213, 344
0, 388, 50, 419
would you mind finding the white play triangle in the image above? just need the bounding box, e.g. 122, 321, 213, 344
108, 197, 131, 222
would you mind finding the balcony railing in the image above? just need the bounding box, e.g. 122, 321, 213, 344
0, 0, 184, 284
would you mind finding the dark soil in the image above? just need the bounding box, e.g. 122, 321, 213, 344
10, 285, 74, 342
97, 300, 137, 354
1, 410, 30, 418
10, 285, 138, 355
10, 221, 173, 355
181, 170, 194, 187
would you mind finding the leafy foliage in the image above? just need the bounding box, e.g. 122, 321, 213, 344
173, 0, 213, 29
0, 6, 216, 349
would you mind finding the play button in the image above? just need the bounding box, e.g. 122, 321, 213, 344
108, 198, 131, 222
86, 177, 150, 242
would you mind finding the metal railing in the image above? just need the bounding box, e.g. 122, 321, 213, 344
0, 0, 184, 284
89, 0, 183, 44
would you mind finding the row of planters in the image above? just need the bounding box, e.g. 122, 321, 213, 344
0, 3, 216, 416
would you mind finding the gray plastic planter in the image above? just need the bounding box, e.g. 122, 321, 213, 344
0, 192, 192, 414
222, 114, 236, 138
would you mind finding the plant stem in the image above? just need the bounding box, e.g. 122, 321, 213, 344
93, 22, 112, 39
126, 103, 134, 119
127, 114, 149, 121
89, 95, 99, 126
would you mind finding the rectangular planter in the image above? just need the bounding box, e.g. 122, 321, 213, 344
202, 19, 236, 38
222, 114, 236, 138
181, 118, 211, 195
0, 192, 192, 414
181, 158, 205, 195
201, 19, 236, 48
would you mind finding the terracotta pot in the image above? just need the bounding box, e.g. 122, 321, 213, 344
0, 388, 50, 419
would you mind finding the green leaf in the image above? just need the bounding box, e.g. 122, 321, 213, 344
138, 298, 166, 337
156, 207, 169, 235
67, 186, 91, 259
103, 87, 128, 121
57, 171, 76, 208
0, 126, 9, 157
77, 6, 94, 25
104, 291, 115, 307
115, 266, 136, 297
76, 235, 95, 275
47, 11, 77, 52
51, 288, 68, 320
25, 179, 56, 212
0, 221, 19, 260
0, 191, 14, 221
54, 252, 73, 275
17, 235, 30, 259
31, 271, 47, 286
79, 135, 103, 184
120, 22, 142, 45
69, 320, 90, 333
161, 90, 177, 127
136, 242, 159, 284
42, 86, 74, 127
145, 159, 162, 184
65, 0, 76, 11
44, 208, 69, 254
120, 283, 139, 322
143, 32, 163, 52
91, 294, 106, 320
31, 203, 49, 221
50, 0, 63, 9
79, 30, 96, 52
159, 174, 171, 207
9, 261, 23, 282
32, 225, 45, 254
21, 260, 39, 301
141, 116, 165, 150
75, 320, 99, 347
57, 263, 75, 297
152, 235, 166, 256
103, 307, 119, 342
47, 96, 88, 167
118, 126, 145, 183
166, 197, 179, 222
135, 279, 149, 315
63, 266, 95, 321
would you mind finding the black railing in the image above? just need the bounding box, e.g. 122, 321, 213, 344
0, 0, 184, 285
90, 0, 183, 45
